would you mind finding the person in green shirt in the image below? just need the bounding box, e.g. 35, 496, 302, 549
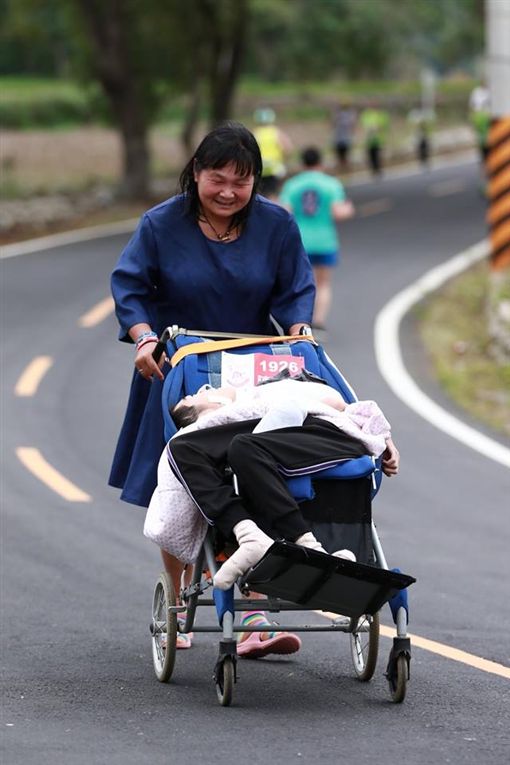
280, 147, 355, 329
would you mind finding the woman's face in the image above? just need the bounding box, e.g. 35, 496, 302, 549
194, 161, 255, 220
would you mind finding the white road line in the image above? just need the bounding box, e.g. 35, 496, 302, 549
358, 198, 392, 217
428, 178, 467, 197
16, 447, 92, 502
0, 218, 139, 260
318, 611, 510, 678
79, 296, 115, 328
14, 356, 53, 396
374, 240, 510, 468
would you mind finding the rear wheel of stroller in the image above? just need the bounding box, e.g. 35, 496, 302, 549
388, 654, 408, 703
350, 611, 380, 681
215, 657, 235, 706
151, 572, 177, 683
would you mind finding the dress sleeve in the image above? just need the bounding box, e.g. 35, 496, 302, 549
270, 217, 315, 332
111, 214, 159, 342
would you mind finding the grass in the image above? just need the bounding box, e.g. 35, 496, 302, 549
418, 261, 510, 438
0, 74, 474, 130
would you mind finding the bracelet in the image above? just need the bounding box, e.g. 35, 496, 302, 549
136, 337, 158, 351
135, 330, 158, 348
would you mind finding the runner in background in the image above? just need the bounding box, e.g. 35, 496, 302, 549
360, 102, 390, 176
332, 102, 357, 172
469, 83, 491, 165
254, 107, 293, 200
280, 147, 355, 331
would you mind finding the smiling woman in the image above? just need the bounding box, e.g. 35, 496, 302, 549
108, 121, 315, 636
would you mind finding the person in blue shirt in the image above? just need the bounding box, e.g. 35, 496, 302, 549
280, 147, 354, 330
109, 121, 315, 655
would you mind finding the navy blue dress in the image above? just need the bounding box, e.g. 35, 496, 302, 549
109, 193, 315, 507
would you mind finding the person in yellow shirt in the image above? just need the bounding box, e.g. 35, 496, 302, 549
360, 104, 390, 176
254, 108, 293, 199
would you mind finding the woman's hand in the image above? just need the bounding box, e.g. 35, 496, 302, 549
382, 437, 400, 476
135, 341, 165, 381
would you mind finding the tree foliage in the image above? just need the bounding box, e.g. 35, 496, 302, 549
0, 0, 485, 198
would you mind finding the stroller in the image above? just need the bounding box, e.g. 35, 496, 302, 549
148, 327, 415, 706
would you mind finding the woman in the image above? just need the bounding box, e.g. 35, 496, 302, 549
109, 121, 315, 654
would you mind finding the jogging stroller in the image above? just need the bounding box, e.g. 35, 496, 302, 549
148, 326, 415, 706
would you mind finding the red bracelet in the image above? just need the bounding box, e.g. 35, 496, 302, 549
136, 337, 158, 351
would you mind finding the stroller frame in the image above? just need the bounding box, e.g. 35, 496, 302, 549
149, 327, 415, 705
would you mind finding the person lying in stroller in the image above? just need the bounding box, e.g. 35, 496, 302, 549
166, 372, 399, 591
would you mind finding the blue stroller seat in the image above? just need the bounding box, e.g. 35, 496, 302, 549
161, 332, 383, 507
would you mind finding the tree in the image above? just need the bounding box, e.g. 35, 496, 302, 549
174, 0, 250, 155
73, 0, 249, 197
73, 0, 175, 199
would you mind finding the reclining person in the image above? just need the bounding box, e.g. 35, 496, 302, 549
167, 375, 399, 590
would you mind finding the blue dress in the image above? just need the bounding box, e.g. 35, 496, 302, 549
109, 194, 315, 507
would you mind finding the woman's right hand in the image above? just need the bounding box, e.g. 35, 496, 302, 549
135, 341, 165, 381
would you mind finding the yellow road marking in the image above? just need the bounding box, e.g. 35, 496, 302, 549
78, 296, 115, 328
318, 610, 510, 679
358, 198, 392, 217
14, 356, 53, 397
16, 447, 92, 503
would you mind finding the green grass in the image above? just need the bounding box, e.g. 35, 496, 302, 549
0, 76, 86, 100
0, 74, 475, 130
419, 261, 510, 437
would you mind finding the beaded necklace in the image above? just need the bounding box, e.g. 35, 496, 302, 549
198, 211, 237, 242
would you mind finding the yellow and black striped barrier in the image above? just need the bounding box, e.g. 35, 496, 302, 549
486, 117, 510, 271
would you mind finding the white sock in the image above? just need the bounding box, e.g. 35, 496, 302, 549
295, 534, 357, 562
213, 520, 274, 591
295, 531, 327, 554
332, 549, 357, 562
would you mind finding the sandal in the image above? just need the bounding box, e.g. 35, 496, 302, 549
176, 631, 193, 650
176, 614, 193, 649
159, 614, 194, 650
237, 629, 301, 659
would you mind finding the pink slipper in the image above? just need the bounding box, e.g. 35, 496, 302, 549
237, 630, 302, 659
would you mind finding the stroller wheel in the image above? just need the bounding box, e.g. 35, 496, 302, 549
388, 654, 408, 703
151, 572, 177, 683
350, 611, 380, 681
215, 656, 235, 707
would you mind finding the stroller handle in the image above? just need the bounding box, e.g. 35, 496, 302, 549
151, 325, 307, 364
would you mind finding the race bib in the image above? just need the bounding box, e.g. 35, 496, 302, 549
221, 352, 305, 388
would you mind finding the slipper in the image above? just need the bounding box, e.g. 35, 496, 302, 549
159, 618, 194, 650
176, 631, 193, 650
237, 630, 302, 659
176, 614, 193, 649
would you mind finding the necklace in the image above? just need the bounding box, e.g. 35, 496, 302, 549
198, 211, 236, 242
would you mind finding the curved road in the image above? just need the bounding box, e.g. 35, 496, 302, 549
2, 156, 509, 765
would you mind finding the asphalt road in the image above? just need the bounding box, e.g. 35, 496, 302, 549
2, 156, 509, 765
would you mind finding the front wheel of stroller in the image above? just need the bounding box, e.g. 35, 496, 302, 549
350, 611, 380, 681
151, 572, 177, 683
388, 654, 408, 703
215, 657, 235, 707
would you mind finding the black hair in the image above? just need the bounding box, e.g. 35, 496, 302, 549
170, 402, 199, 430
301, 146, 321, 167
179, 121, 262, 227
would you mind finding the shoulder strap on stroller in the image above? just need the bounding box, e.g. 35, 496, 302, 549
170, 335, 315, 368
